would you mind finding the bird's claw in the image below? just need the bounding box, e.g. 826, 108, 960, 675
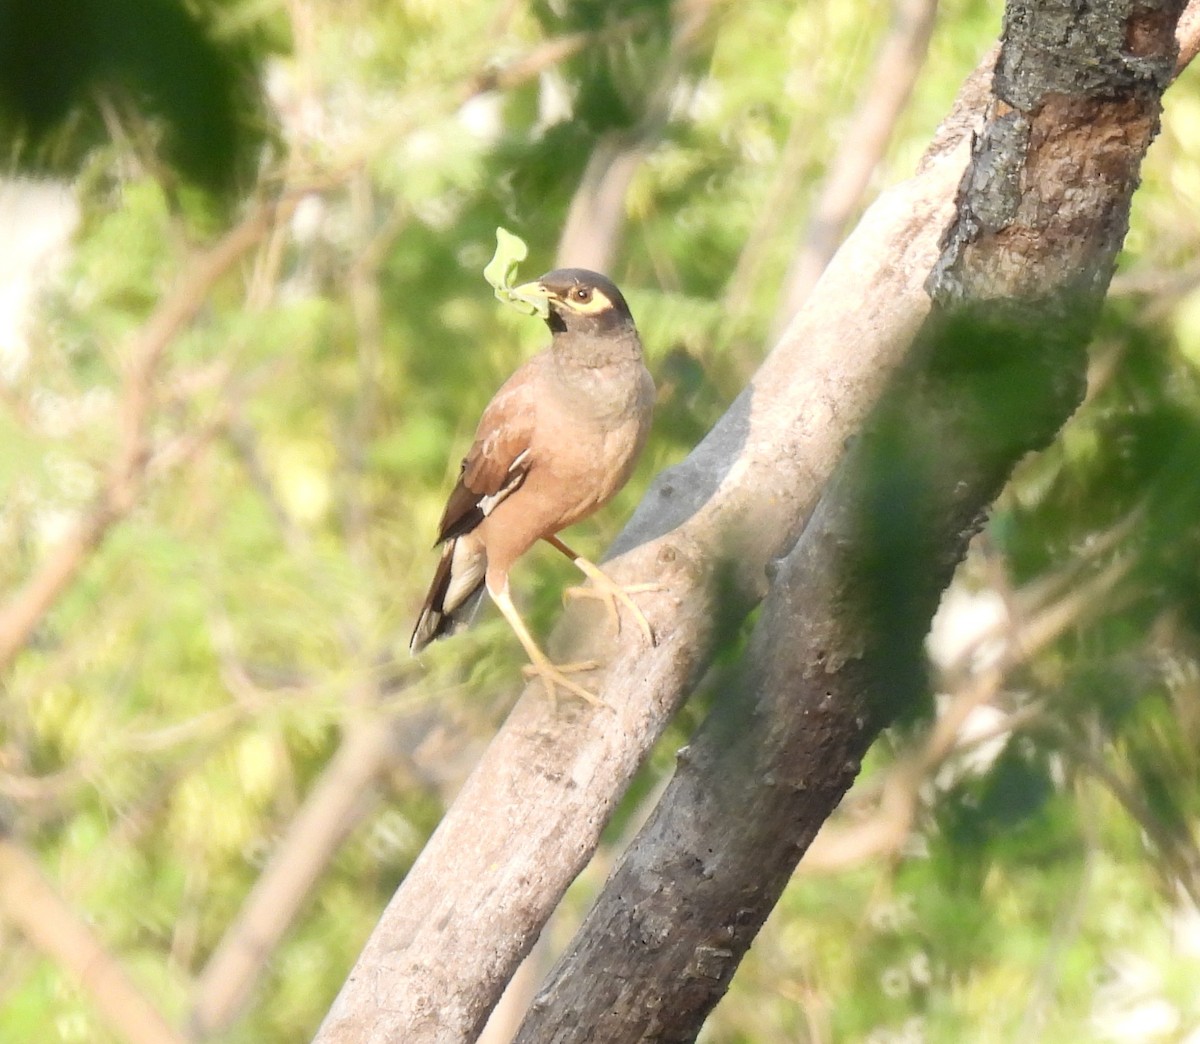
563, 581, 665, 647
521, 658, 607, 708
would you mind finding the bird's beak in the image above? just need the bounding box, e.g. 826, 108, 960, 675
510, 280, 554, 320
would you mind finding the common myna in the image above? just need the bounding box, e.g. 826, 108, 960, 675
410, 268, 657, 704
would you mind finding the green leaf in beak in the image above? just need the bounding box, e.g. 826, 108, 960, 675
483, 228, 549, 319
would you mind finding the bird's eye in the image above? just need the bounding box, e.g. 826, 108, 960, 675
572, 287, 592, 303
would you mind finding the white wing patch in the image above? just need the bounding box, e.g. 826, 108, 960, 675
478, 448, 530, 517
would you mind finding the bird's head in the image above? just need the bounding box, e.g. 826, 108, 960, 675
513, 268, 636, 338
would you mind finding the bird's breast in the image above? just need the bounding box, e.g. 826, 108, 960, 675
473, 356, 653, 568
528, 362, 652, 522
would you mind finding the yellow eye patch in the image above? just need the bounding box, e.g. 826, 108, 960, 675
561, 287, 614, 315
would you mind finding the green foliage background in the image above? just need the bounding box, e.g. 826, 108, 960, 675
3, 0, 1200, 1040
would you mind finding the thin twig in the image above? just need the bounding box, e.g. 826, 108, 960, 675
0, 196, 298, 673
341, 180, 405, 572
1176, 0, 1200, 76
771, 0, 940, 336
462, 12, 659, 100
1054, 726, 1200, 908
554, 0, 719, 270
188, 711, 400, 1038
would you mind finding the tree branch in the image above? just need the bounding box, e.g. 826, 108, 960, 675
803, 547, 1131, 872
315, 58, 977, 1044
188, 712, 400, 1038
317, 0, 1200, 1035
769, 0, 940, 335
0, 831, 185, 1044
462, 11, 658, 101
554, 0, 717, 271
0, 195, 297, 673
513, 0, 1185, 1037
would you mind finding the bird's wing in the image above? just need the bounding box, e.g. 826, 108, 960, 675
434, 374, 537, 544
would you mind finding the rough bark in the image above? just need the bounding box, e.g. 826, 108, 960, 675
512, 0, 1184, 1039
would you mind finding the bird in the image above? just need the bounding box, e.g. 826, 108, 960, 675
409, 267, 657, 705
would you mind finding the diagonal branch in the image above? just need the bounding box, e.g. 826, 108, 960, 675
513, 0, 1187, 1036
768, 0, 939, 335
554, 0, 718, 271
315, 57, 981, 1044
188, 712, 400, 1039
463, 11, 659, 100
317, 3, 1200, 1038
0, 831, 185, 1044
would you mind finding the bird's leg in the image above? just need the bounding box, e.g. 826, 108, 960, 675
487, 580, 605, 707
544, 535, 662, 646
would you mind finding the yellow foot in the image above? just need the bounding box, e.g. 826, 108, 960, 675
563, 574, 665, 646
521, 658, 605, 708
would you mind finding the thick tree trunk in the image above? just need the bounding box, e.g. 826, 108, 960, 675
512, 1, 1185, 1040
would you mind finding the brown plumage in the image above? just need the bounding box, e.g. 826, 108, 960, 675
410, 268, 656, 703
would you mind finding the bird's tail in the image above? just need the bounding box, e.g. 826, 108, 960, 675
409, 537, 487, 653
